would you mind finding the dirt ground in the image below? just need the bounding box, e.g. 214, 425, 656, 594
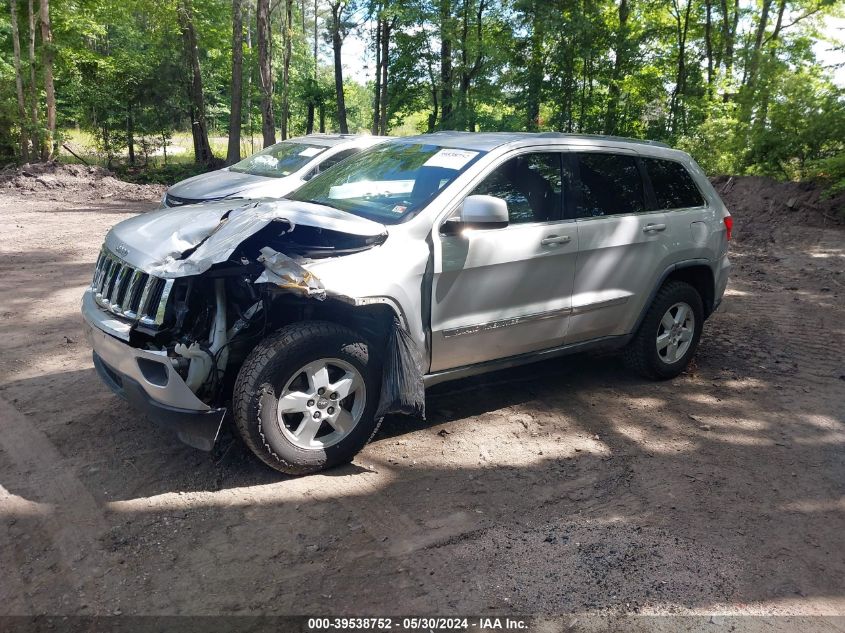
0, 166, 843, 620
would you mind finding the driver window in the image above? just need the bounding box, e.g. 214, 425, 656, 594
470, 153, 563, 224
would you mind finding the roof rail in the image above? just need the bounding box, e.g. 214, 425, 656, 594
535, 132, 670, 148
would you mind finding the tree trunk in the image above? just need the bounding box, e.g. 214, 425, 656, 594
302, 0, 314, 134
604, 0, 629, 134
313, 0, 318, 75
8, 0, 29, 160
720, 0, 740, 80
329, 1, 348, 134
439, 0, 453, 129
256, 0, 275, 147
41, 0, 56, 160
39, 0, 55, 160
372, 18, 381, 135
378, 17, 390, 135
27, 0, 39, 155
668, 0, 692, 135
741, 0, 772, 96
245, 0, 254, 154
127, 101, 135, 165
704, 0, 714, 97
753, 0, 786, 135
227, 0, 244, 164
738, 0, 772, 127
178, 0, 214, 164
306, 102, 315, 134
525, 5, 544, 131
281, 0, 292, 140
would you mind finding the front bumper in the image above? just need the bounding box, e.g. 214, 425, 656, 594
82, 289, 225, 451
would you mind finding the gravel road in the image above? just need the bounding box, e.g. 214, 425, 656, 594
0, 172, 842, 620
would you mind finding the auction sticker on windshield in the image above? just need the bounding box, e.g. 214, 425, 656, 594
423, 149, 479, 170
299, 147, 325, 157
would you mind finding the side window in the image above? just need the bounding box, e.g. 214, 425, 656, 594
574, 153, 644, 218
644, 158, 705, 210
470, 153, 562, 224
319, 148, 360, 172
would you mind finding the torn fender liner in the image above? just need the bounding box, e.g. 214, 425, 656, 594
254, 247, 326, 300
375, 316, 426, 420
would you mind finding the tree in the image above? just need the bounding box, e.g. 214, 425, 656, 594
227, 0, 244, 164
456, 0, 486, 132
26, 0, 38, 153
604, 0, 630, 134
439, 0, 453, 129
281, 0, 293, 139
256, 0, 275, 146
327, 0, 349, 133
8, 0, 29, 160
39, 0, 55, 160
177, 0, 214, 164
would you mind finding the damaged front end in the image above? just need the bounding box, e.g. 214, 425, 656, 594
83, 198, 422, 451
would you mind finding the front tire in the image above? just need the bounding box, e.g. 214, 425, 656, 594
233, 321, 382, 475
624, 281, 704, 380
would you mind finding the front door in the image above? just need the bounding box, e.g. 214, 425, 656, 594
429, 152, 579, 372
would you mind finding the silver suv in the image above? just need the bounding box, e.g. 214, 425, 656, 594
82, 132, 732, 474
161, 134, 387, 208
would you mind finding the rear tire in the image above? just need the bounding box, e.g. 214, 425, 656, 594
233, 321, 381, 475
624, 281, 704, 380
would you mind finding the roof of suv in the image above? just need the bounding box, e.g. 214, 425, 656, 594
398, 131, 672, 152
290, 133, 390, 148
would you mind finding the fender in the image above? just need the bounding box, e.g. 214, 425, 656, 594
630, 258, 715, 336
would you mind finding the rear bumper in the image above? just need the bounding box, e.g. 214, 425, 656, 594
82, 290, 225, 451
713, 253, 731, 311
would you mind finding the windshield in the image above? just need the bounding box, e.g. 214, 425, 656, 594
288, 142, 485, 224
229, 141, 326, 178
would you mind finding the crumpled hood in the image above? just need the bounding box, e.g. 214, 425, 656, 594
105, 198, 387, 278
166, 168, 274, 201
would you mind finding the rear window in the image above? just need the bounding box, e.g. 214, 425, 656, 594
644, 158, 704, 210
574, 153, 645, 218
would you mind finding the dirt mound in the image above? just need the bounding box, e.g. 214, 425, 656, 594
0, 162, 164, 203
711, 175, 844, 244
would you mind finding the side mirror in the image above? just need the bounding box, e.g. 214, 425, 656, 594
441, 195, 509, 235
460, 195, 509, 226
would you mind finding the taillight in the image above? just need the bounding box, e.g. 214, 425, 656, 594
723, 215, 733, 241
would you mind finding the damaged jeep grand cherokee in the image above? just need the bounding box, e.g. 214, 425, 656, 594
82, 132, 732, 475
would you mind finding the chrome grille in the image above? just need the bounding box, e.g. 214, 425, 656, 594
91, 249, 173, 326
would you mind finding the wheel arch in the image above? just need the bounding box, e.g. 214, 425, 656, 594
264, 294, 402, 348
632, 260, 716, 335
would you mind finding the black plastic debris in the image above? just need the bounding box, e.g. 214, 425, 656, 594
375, 316, 425, 420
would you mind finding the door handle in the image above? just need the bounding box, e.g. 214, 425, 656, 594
540, 234, 571, 246
642, 223, 667, 233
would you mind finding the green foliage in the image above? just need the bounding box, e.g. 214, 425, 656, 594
1, 0, 842, 191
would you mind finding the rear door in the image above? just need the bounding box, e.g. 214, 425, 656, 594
565, 151, 670, 344
429, 151, 579, 372
640, 156, 711, 261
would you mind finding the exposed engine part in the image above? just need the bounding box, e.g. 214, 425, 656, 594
255, 247, 326, 300
175, 278, 229, 393
175, 342, 214, 392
